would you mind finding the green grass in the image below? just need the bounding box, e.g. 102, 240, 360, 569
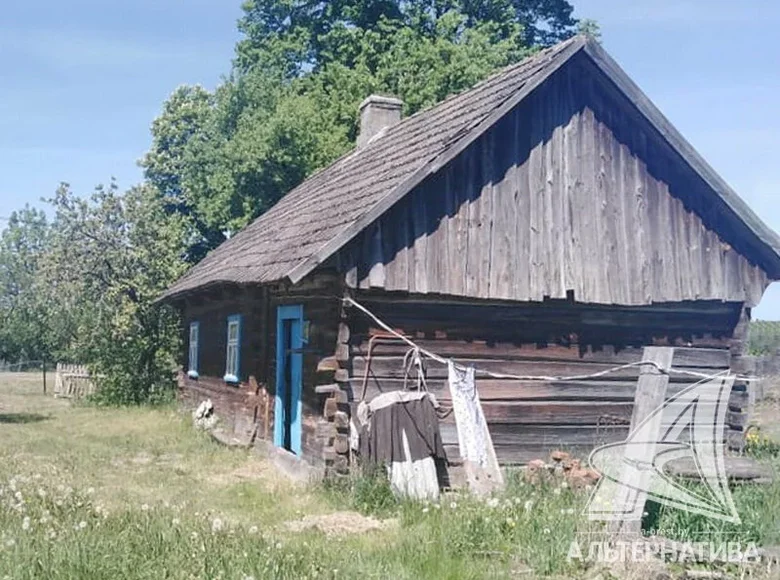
1, 372, 779, 579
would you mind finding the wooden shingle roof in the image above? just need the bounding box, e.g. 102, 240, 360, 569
162, 36, 780, 300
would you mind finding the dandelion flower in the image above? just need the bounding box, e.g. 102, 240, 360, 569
211, 518, 224, 533
78, 521, 87, 530
449, 501, 457, 510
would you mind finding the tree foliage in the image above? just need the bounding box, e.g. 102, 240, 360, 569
0, 183, 186, 404
143, 0, 580, 261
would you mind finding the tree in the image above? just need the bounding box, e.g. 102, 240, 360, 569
0, 206, 64, 369
45, 182, 188, 404
144, 1, 581, 261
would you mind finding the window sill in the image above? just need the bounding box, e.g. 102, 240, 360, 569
187, 370, 199, 379
223, 374, 239, 385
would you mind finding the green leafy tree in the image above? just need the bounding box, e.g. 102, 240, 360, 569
45, 182, 188, 404
0, 207, 67, 369
144, 1, 581, 261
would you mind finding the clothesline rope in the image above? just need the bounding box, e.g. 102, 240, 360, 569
343, 297, 754, 383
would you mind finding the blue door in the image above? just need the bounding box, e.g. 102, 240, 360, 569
275, 305, 303, 455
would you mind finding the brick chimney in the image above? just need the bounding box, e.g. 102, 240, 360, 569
357, 95, 403, 147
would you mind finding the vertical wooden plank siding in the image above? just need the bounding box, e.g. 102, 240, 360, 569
338, 60, 770, 307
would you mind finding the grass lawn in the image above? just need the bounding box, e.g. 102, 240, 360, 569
1, 372, 778, 579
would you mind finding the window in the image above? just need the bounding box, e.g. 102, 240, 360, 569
224, 315, 242, 383
187, 322, 199, 379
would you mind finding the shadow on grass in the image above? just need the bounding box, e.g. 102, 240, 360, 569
0, 413, 50, 424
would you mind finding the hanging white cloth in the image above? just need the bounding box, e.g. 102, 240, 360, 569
447, 361, 504, 494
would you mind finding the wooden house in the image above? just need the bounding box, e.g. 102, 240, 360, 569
160, 36, 780, 474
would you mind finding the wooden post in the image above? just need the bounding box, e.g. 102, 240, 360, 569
609, 346, 674, 537
42, 357, 47, 395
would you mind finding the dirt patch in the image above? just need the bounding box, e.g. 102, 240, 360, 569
282, 511, 398, 536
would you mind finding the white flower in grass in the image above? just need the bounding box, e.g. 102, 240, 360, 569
248, 526, 258, 534
9, 479, 17, 492
560, 481, 568, 489
37, 488, 46, 499
172, 518, 181, 526
5, 538, 15, 547
87, 487, 95, 496
190, 531, 198, 540
449, 501, 457, 510
47, 529, 56, 540
141, 503, 149, 512
553, 487, 562, 496
523, 500, 534, 512
55, 500, 63, 507
433, 503, 441, 510
543, 528, 551, 535
14, 491, 22, 502
33, 473, 42, 481
275, 542, 282, 550
21, 517, 30, 531
78, 521, 87, 530
486, 498, 499, 508
211, 518, 224, 533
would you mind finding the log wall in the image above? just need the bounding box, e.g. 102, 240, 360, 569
177, 273, 345, 467
343, 295, 749, 465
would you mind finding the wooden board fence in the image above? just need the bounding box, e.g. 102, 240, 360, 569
53, 363, 97, 399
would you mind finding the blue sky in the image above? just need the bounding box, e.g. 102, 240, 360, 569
2, 0, 779, 317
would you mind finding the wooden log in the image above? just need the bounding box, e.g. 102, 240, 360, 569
351, 355, 722, 383
333, 411, 349, 430
316, 356, 340, 372
334, 434, 350, 455
351, 341, 730, 368
666, 457, 774, 483
337, 322, 350, 345
323, 398, 338, 419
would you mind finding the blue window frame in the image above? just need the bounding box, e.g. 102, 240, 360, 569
187, 322, 199, 379
224, 314, 242, 383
